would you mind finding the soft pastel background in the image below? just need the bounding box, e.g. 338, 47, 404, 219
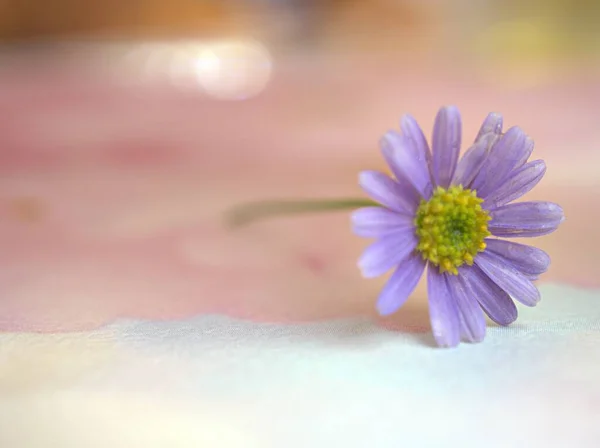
0, 1, 599, 446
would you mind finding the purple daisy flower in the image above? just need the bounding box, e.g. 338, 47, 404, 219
353, 106, 564, 347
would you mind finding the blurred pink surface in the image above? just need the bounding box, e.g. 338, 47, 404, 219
1, 53, 598, 332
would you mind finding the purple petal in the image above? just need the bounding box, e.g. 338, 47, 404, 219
514, 136, 534, 171
475, 112, 503, 142
452, 133, 496, 187
484, 239, 550, 276
400, 114, 432, 175
427, 268, 460, 348
351, 207, 414, 238
452, 112, 503, 187
376, 254, 426, 316
380, 138, 421, 212
489, 201, 565, 238
474, 251, 540, 307
358, 170, 416, 214
462, 265, 517, 326
431, 106, 462, 188
381, 132, 432, 199
447, 273, 486, 343
482, 160, 546, 209
470, 127, 530, 198
358, 229, 417, 278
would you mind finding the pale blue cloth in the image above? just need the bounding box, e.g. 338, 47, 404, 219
0, 284, 599, 447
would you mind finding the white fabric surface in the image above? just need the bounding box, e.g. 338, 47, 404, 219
1, 283, 599, 447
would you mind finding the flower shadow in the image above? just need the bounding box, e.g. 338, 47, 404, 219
374, 303, 438, 348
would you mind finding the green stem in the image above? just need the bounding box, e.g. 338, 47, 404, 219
225, 198, 379, 228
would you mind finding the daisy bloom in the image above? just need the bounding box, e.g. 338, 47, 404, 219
353, 106, 565, 347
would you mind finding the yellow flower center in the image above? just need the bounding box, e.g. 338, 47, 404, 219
414, 185, 491, 275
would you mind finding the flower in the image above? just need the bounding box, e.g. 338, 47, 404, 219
353, 106, 564, 347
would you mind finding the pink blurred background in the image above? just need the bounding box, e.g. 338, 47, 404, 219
1, 0, 599, 332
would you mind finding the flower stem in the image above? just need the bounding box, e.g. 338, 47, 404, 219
225, 198, 379, 228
